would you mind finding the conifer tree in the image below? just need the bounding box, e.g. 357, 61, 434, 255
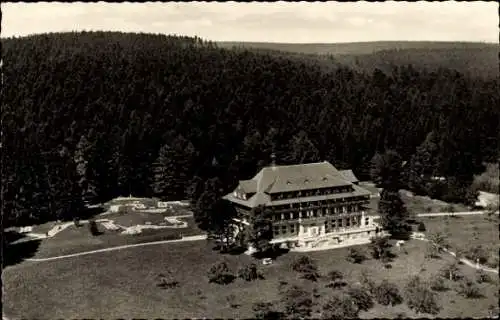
371, 150, 411, 238
245, 205, 274, 253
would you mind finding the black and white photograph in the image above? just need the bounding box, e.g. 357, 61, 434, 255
1, 1, 499, 319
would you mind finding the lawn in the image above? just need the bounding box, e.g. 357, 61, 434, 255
30, 216, 205, 259
400, 191, 470, 214
364, 189, 471, 216
419, 214, 499, 268
4, 239, 498, 319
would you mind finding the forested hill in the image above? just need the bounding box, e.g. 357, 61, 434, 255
2, 32, 499, 227
217, 41, 498, 79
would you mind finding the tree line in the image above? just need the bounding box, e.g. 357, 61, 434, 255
2, 31, 498, 228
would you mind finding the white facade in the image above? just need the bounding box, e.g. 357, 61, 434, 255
241, 211, 382, 253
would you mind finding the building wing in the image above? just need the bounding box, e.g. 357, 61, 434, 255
338, 169, 359, 184
224, 161, 369, 208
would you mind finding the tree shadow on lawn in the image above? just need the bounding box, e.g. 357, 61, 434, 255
252, 247, 290, 260
212, 244, 248, 255
2, 231, 41, 268
211, 244, 290, 260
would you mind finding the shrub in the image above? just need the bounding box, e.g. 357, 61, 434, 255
327, 269, 344, 281
238, 263, 263, 281
291, 255, 320, 281
404, 276, 440, 315
456, 277, 483, 299
428, 232, 448, 252
373, 280, 403, 306
326, 270, 347, 289
73, 217, 82, 227
322, 293, 359, 319
312, 287, 321, 299
88, 219, 100, 236
278, 279, 289, 293
475, 269, 492, 284
465, 245, 489, 265
439, 262, 463, 281
359, 270, 376, 294
346, 247, 366, 264
486, 253, 499, 269
281, 285, 313, 319
417, 222, 426, 232
291, 255, 315, 272
253, 301, 281, 319
425, 243, 440, 260
429, 275, 447, 292
369, 236, 391, 260
207, 261, 235, 285
156, 272, 179, 289
346, 286, 374, 312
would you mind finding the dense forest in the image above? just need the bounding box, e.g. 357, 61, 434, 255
218, 41, 498, 80
2, 32, 499, 228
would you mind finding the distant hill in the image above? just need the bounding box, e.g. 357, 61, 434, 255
217, 41, 496, 55
217, 41, 498, 79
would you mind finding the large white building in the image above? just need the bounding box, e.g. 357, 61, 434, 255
223, 160, 383, 251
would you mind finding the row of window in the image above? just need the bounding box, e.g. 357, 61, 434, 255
232, 188, 370, 204
270, 205, 361, 221
273, 224, 297, 236
272, 217, 370, 236
272, 196, 369, 210
324, 216, 369, 231
270, 187, 353, 201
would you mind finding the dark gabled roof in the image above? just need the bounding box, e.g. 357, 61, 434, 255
358, 182, 381, 196
224, 161, 371, 208
338, 169, 359, 183
223, 182, 370, 209
246, 161, 351, 194
222, 192, 270, 208
238, 180, 257, 193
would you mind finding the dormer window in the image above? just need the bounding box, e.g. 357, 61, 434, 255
322, 177, 328, 181
242, 194, 247, 200
286, 180, 291, 185
233, 191, 237, 197
304, 178, 309, 184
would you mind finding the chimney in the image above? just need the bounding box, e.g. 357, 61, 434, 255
271, 153, 277, 170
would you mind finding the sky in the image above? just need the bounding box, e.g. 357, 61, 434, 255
2, 1, 498, 43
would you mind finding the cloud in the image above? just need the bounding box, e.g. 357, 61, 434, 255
2, 1, 497, 43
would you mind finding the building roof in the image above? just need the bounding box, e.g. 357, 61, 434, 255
358, 182, 381, 196
238, 180, 257, 193
224, 181, 370, 208
338, 169, 359, 183
250, 161, 352, 194
224, 161, 371, 208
